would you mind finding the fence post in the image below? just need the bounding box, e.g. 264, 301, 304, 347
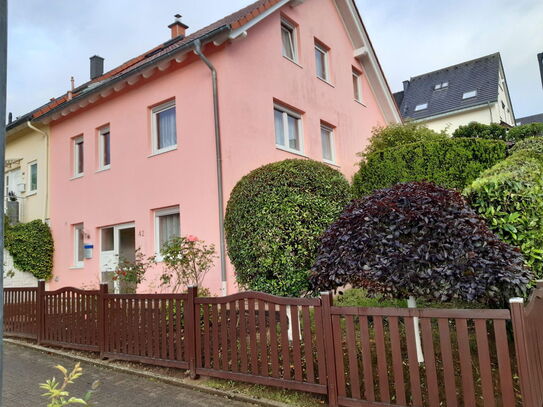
98, 283, 108, 359
510, 297, 535, 407
321, 292, 339, 407
186, 286, 198, 379
36, 280, 45, 345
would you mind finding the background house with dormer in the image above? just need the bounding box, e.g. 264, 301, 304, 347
394, 53, 515, 133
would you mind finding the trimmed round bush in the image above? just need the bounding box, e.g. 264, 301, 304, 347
507, 123, 543, 141
452, 122, 507, 140
310, 182, 531, 306
353, 138, 506, 197
225, 159, 351, 297
510, 136, 543, 155
465, 150, 543, 276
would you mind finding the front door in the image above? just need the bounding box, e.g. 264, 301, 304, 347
100, 223, 136, 293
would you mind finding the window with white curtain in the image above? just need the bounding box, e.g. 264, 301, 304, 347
74, 223, 85, 268
152, 100, 177, 154
155, 206, 180, 258
274, 104, 303, 153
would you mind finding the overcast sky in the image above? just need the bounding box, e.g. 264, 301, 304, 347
6, 0, 543, 120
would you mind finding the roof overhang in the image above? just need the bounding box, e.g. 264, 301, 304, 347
410, 101, 496, 123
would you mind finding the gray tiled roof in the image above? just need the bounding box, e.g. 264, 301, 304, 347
395, 53, 502, 121
516, 113, 543, 125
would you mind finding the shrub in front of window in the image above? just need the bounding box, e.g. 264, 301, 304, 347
507, 122, 543, 141
464, 150, 543, 276
225, 159, 351, 297
353, 137, 506, 197
509, 136, 543, 155
113, 248, 155, 293
360, 123, 447, 159
452, 121, 508, 141
310, 182, 531, 307
5, 219, 54, 280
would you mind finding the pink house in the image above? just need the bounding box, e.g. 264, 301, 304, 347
33, 0, 400, 294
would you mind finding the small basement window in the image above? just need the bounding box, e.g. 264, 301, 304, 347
414, 103, 428, 111
463, 90, 477, 99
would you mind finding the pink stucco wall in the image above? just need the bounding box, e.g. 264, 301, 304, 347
49, 0, 386, 294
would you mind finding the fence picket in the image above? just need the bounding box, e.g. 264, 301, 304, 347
474, 319, 496, 407
389, 316, 406, 405
374, 316, 390, 403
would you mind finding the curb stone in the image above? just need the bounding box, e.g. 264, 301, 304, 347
4, 338, 292, 407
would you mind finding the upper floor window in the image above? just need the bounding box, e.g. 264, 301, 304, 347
434, 82, 448, 90
28, 161, 38, 193
314, 41, 330, 82
414, 103, 428, 111
155, 206, 180, 258
462, 90, 477, 99
73, 136, 84, 177
352, 69, 362, 102
98, 126, 111, 170
74, 223, 85, 268
152, 100, 177, 154
321, 124, 335, 164
281, 20, 298, 62
274, 103, 303, 153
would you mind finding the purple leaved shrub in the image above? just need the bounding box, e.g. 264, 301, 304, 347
310, 182, 532, 306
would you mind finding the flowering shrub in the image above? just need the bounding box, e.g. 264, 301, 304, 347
310, 182, 532, 306
159, 235, 216, 293
113, 248, 155, 288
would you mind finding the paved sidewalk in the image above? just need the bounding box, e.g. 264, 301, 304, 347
3, 341, 254, 406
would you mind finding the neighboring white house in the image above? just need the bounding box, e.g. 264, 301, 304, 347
394, 53, 515, 133
3, 250, 38, 288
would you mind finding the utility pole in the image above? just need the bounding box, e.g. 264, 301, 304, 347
0, 0, 8, 404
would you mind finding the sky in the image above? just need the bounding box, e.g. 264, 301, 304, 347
6, 0, 543, 121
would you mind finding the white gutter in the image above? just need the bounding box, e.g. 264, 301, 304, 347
25, 122, 49, 221
228, 0, 291, 40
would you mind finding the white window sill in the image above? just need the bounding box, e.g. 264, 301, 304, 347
70, 174, 84, 180
323, 159, 340, 168
354, 99, 366, 107
148, 145, 177, 157
69, 265, 84, 270
276, 145, 307, 158
26, 191, 37, 197
96, 166, 111, 173
317, 76, 334, 88
283, 56, 303, 69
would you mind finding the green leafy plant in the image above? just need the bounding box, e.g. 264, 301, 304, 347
225, 159, 351, 297
360, 123, 447, 159
452, 121, 508, 140
5, 219, 54, 280
311, 182, 531, 307
509, 136, 543, 155
507, 123, 543, 141
465, 151, 543, 276
159, 235, 216, 294
113, 247, 155, 287
40, 363, 99, 406
353, 137, 506, 197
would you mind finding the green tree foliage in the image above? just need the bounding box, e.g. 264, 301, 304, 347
510, 136, 543, 155
5, 219, 54, 280
361, 123, 447, 159
353, 138, 506, 197
452, 121, 508, 140
507, 123, 543, 141
225, 159, 351, 297
465, 150, 543, 276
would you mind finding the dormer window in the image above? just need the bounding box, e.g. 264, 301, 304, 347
463, 90, 477, 99
434, 82, 449, 90
414, 103, 428, 111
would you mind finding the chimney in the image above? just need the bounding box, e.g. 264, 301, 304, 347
90, 55, 104, 80
168, 14, 188, 39
403, 80, 410, 91
538, 52, 543, 90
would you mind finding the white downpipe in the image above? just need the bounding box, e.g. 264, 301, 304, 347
408, 296, 424, 363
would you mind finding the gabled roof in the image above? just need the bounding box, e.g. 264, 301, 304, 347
394, 53, 503, 121
515, 113, 543, 125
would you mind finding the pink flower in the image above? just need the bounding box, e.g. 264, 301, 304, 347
187, 235, 199, 242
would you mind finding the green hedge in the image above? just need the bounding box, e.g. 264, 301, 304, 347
464, 151, 543, 276
5, 219, 54, 280
224, 159, 351, 297
452, 122, 507, 140
510, 136, 543, 155
353, 138, 507, 197
508, 123, 543, 141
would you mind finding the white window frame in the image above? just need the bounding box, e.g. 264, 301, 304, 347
320, 125, 336, 164
281, 19, 298, 63
27, 160, 38, 194
73, 223, 84, 268
434, 82, 449, 90
463, 90, 477, 99
314, 42, 330, 82
352, 69, 362, 103
151, 100, 177, 155
414, 103, 428, 111
274, 103, 304, 154
98, 126, 111, 170
73, 136, 84, 177
154, 206, 181, 260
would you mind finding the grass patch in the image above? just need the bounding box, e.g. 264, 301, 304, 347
202, 378, 325, 407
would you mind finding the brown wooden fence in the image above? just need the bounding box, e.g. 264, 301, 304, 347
4, 281, 543, 406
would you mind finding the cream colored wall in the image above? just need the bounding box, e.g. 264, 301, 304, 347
496, 68, 515, 126
5, 124, 49, 222
419, 104, 497, 135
